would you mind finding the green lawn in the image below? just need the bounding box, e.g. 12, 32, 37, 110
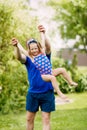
78, 66, 87, 75
0, 92, 87, 130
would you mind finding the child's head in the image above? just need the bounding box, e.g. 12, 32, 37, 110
26, 39, 42, 56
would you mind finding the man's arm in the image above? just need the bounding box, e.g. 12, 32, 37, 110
38, 25, 51, 54
12, 38, 26, 63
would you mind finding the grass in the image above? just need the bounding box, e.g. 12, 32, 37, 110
78, 66, 87, 75
0, 92, 87, 130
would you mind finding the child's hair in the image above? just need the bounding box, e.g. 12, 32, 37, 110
26, 38, 42, 56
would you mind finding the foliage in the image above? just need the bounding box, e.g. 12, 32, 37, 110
0, 0, 39, 113
48, 0, 87, 53
52, 56, 87, 93
0, 61, 28, 114
0, 0, 87, 114
76, 74, 87, 92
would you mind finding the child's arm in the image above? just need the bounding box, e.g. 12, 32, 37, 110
17, 43, 28, 56
12, 38, 26, 63
12, 38, 28, 56
38, 25, 46, 54
44, 34, 51, 54
40, 32, 46, 54
38, 25, 51, 54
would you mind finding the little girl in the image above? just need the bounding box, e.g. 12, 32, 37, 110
12, 27, 77, 100
26, 38, 77, 99
13, 38, 68, 99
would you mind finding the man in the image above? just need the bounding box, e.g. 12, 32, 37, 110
12, 25, 55, 130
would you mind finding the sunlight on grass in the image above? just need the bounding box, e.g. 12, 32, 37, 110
0, 92, 87, 130
78, 66, 87, 75
0, 113, 26, 130
56, 92, 87, 110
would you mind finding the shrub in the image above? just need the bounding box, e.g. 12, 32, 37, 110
75, 74, 87, 92
0, 61, 28, 114
52, 57, 87, 93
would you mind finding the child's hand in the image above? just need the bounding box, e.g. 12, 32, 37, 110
38, 25, 45, 33
12, 38, 18, 46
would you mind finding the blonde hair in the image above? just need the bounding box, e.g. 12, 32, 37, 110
26, 39, 42, 56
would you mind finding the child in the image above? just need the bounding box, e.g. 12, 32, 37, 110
27, 38, 77, 99
12, 37, 69, 100
38, 25, 78, 87
12, 25, 77, 100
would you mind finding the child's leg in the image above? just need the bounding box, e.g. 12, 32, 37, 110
52, 68, 78, 87
41, 75, 68, 99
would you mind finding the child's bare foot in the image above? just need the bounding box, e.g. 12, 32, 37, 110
70, 82, 78, 87
60, 94, 70, 102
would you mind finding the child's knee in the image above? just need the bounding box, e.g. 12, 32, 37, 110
50, 75, 56, 81
61, 68, 66, 73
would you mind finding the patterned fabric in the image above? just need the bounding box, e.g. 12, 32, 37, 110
34, 54, 52, 75
25, 56, 53, 93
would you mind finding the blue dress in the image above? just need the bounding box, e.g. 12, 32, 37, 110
34, 54, 52, 75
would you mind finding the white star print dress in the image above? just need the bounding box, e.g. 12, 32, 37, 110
34, 54, 52, 75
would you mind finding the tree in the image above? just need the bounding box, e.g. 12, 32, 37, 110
0, 0, 39, 113
48, 0, 87, 53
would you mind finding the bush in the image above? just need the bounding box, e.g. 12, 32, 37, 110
0, 61, 28, 114
75, 74, 87, 92
52, 57, 87, 93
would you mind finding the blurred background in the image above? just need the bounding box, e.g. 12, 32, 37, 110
0, 0, 87, 114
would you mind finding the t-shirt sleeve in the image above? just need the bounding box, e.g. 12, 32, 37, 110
24, 56, 32, 67
46, 53, 51, 62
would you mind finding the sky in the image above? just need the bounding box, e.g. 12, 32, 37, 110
29, 0, 76, 51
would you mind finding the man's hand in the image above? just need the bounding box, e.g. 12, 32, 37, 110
12, 38, 19, 46
38, 25, 45, 33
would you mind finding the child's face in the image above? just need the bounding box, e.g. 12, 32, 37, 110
29, 43, 39, 56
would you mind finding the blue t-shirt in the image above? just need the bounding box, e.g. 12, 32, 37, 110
25, 55, 53, 93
